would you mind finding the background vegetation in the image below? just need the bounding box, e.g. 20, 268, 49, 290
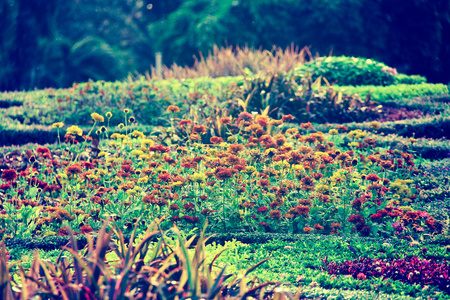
2, 0, 449, 90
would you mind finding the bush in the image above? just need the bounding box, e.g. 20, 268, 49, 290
293, 56, 402, 86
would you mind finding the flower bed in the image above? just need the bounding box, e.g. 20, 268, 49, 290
0, 110, 442, 242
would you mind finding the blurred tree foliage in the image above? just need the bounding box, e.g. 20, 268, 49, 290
151, 0, 450, 84
0, 0, 183, 91
1, 0, 449, 91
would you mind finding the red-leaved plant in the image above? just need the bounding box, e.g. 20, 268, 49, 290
322, 256, 450, 292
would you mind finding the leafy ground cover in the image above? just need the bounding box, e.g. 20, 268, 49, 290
1, 52, 450, 299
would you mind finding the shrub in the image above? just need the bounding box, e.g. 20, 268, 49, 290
293, 56, 400, 86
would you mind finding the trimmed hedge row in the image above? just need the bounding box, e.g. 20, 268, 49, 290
335, 84, 449, 103
1, 75, 447, 128
313, 113, 450, 140
4, 231, 394, 251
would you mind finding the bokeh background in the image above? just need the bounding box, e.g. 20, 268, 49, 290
1, 0, 449, 91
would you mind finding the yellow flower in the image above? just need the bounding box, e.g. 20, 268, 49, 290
369, 121, 381, 129
106, 112, 113, 118
66, 125, 83, 136
328, 129, 338, 135
316, 184, 330, 194
265, 148, 278, 156
269, 119, 283, 126
141, 139, 154, 147
293, 164, 305, 172
118, 123, 124, 130
409, 137, 418, 143
91, 113, 104, 122
243, 166, 257, 174
96, 169, 108, 176
347, 129, 366, 139
131, 150, 144, 157
227, 136, 237, 143
399, 206, 413, 212
139, 154, 151, 160
171, 181, 183, 187
126, 189, 138, 196
132, 130, 145, 139
123, 109, 130, 114
191, 173, 206, 183
348, 142, 359, 147
207, 148, 218, 156
98, 152, 108, 157
266, 193, 276, 201
86, 174, 98, 181
138, 176, 149, 183
52, 122, 64, 128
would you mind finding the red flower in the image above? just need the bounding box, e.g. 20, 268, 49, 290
239, 112, 253, 121
1, 169, 17, 182
0, 183, 11, 191
210, 136, 224, 144
257, 206, 269, 213
183, 202, 195, 211
36, 147, 50, 155
169, 204, 180, 211
158, 172, 171, 182
192, 125, 207, 134
121, 165, 133, 173
259, 179, 270, 187
357, 273, 367, 280
80, 224, 93, 234
366, 174, 380, 182
179, 119, 192, 126
215, 167, 233, 180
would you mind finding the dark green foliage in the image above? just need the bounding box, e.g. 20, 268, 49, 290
150, 0, 450, 84
233, 73, 381, 123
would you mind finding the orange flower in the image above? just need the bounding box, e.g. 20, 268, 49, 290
282, 114, 294, 121
167, 105, 180, 113
269, 210, 282, 219
303, 226, 313, 233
